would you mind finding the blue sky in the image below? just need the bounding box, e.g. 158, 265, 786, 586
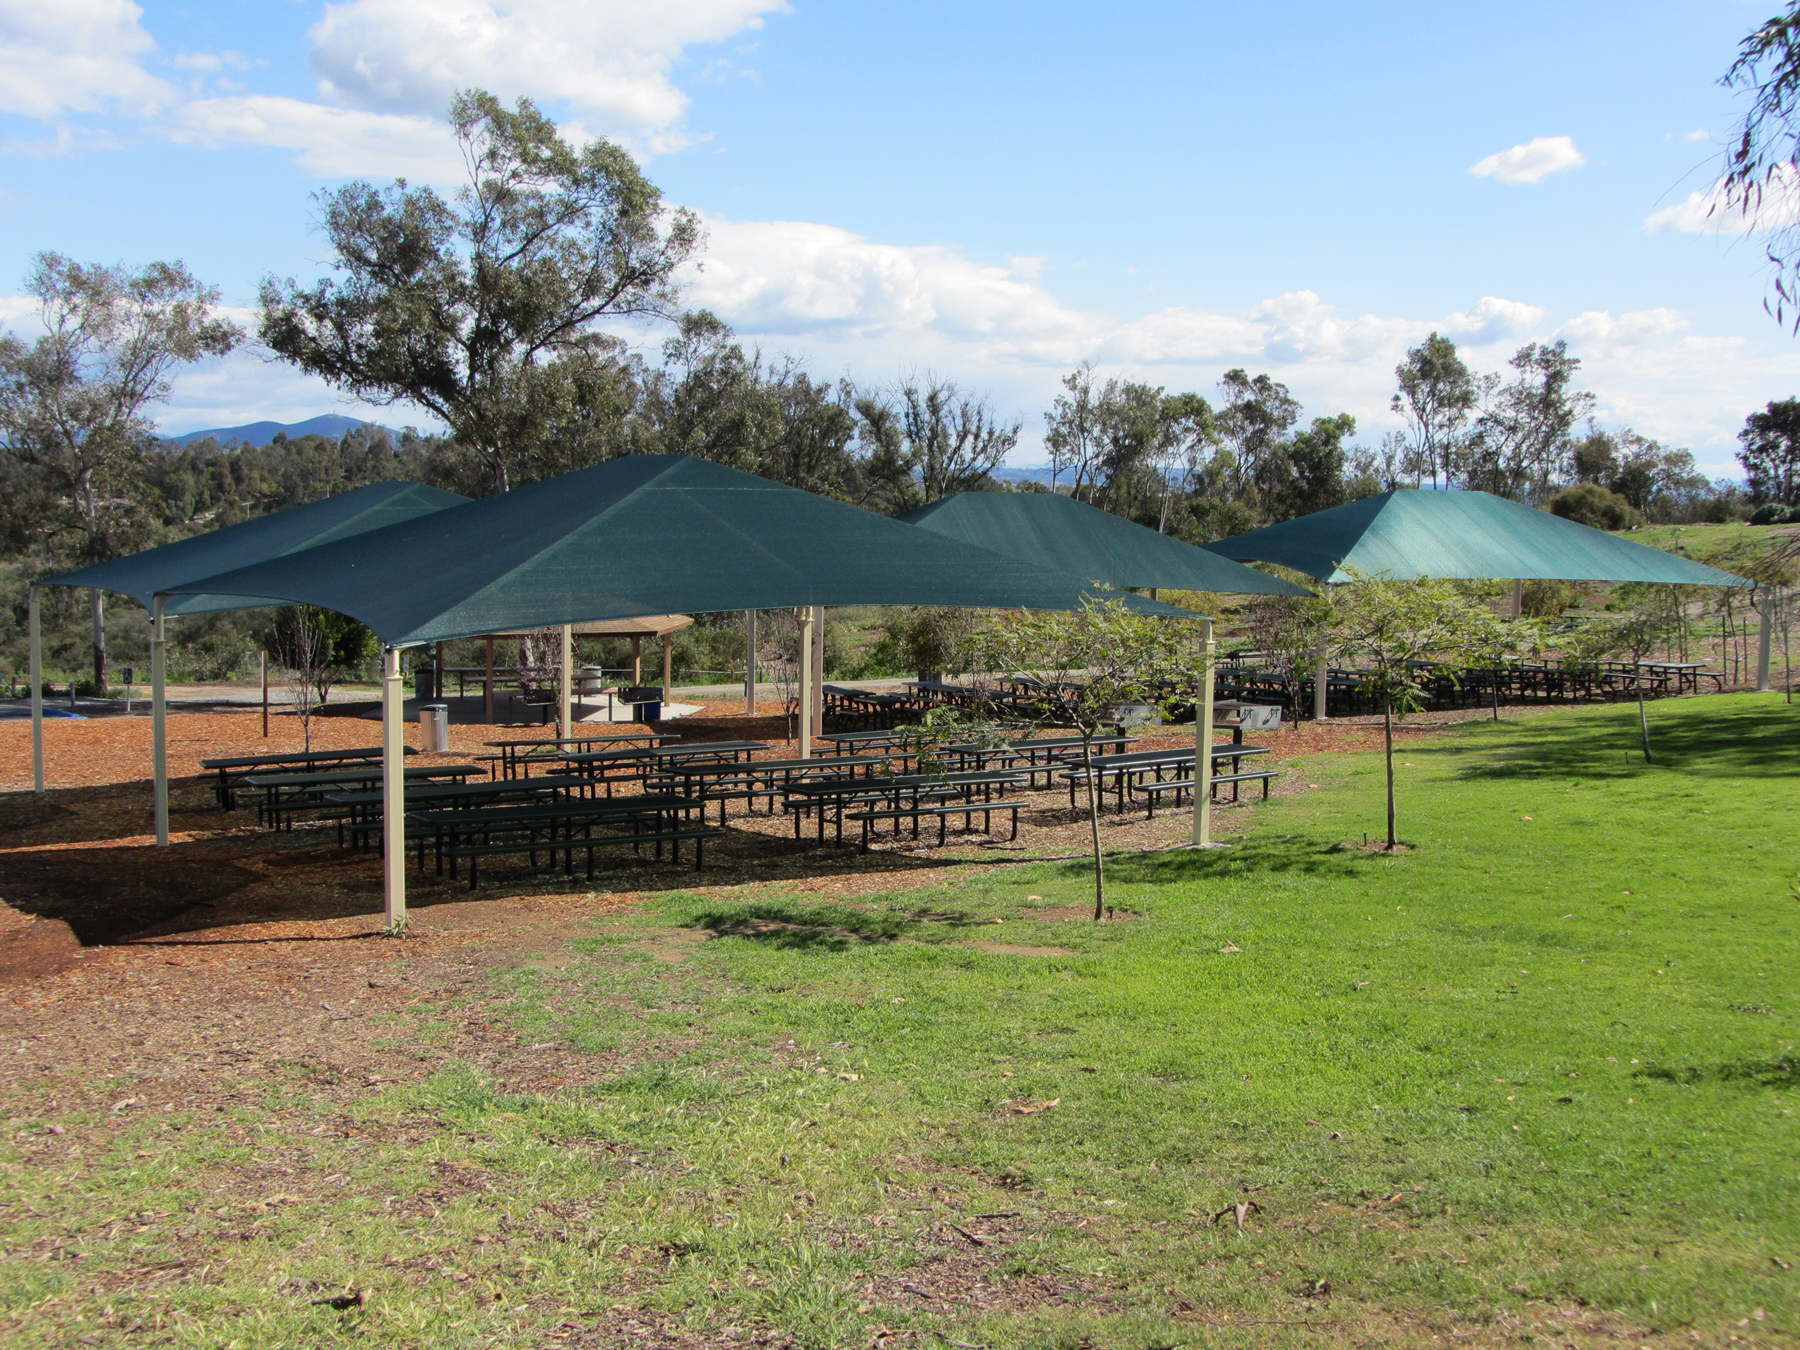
0, 0, 1793, 474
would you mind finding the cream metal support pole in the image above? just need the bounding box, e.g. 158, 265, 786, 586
28, 586, 43, 795
559, 623, 573, 741
798, 607, 815, 758
745, 610, 758, 715
152, 596, 168, 846
631, 636, 642, 684
260, 650, 269, 737
810, 605, 825, 732
1758, 593, 1774, 692
662, 633, 672, 704
1510, 579, 1523, 619
1313, 650, 1328, 722
382, 645, 406, 932
1192, 617, 1218, 847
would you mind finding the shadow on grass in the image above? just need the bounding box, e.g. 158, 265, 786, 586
683, 899, 981, 951
1450, 697, 1800, 782
1635, 1055, 1797, 1089
1099, 834, 1385, 886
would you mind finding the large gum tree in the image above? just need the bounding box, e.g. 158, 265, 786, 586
260, 90, 701, 494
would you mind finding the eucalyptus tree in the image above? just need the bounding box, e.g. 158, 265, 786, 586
1721, 3, 1800, 328
855, 374, 1017, 511
1467, 341, 1595, 502
1214, 368, 1301, 510
1739, 397, 1800, 506
0, 253, 242, 684
1391, 332, 1482, 488
260, 90, 700, 494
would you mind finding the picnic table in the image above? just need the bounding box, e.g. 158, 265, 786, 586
555, 740, 771, 795
200, 745, 417, 809
484, 731, 675, 779
242, 763, 487, 830
406, 792, 712, 884
938, 733, 1135, 784
1060, 744, 1273, 815
327, 774, 591, 850
821, 685, 919, 730
783, 768, 1027, 846
644, 753, 890, 822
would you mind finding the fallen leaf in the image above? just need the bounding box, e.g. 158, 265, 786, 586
1219, 942, 1242, 954
1210, 1199, 1262, 1232
1521, 815, 1533, 821
837, 1072, 861, 1082
1003, 1098, 1059, 1116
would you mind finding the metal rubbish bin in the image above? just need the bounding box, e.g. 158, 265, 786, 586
418, 703, 450, 752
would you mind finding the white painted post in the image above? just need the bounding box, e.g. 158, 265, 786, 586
1758, 594, 1774, 692
798, 608, 815, 758
382, 645, 406, 932
260, 649, 269, 737
28, 586, 43, 795
1313, 650, 1328, 722
1192, 617, 1217, 847
810, 605, 825, 732
152, 596, 168, 846
1510, 579, 1523, 619
483, 636, 495, 724
559, 623, 573, 741
662, 633, 673, 704
745, 610, 758, 715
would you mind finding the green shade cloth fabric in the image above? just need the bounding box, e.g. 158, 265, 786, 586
1204, 489, 1754, 587
899, 491, 1308, 595
39, 481, 470, 616
162, 455, 1199, 644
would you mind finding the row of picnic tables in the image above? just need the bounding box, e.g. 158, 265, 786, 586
202, 721, 1277, 885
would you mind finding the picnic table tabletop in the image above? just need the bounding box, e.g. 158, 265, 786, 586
405, 793, 697, 827
1074, 744, 1271, 770
326, 774, 590, 809
560, 740, 770, 765
784, 766, 1028, 797
646, 753, 889, 781
201, 745, 410, 771
242, 763, 486, 791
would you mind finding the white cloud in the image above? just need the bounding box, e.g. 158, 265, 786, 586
307, 0, 786, 141
168, 95, 464, 181
1468, 135, 1587, 185
683, 214, 1798, 466
0, 0, 175, 117
1643, 165, 1800, 235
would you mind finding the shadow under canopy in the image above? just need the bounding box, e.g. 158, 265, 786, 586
25, 481, 471, 837
158, 455, 1208, 930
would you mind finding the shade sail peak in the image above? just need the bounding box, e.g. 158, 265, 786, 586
1205, 488, 1753, 587
161, 455, 1204, 643
901, 490, 1309, 595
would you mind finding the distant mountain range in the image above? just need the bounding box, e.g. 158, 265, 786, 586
991, 463, 1057, 485
161, 414, 403, 447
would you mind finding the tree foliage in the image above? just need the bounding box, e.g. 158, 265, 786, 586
260, 90, 700, 493
1722, 3, 1800, 329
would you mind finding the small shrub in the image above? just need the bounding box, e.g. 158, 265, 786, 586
1548, 483, 1643, 532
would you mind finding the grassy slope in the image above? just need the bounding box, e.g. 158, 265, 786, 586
6, 695, 1798, 1348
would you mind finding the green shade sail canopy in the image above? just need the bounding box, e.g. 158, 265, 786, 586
900, 491, 1308, 595
39, 480, 470, 616
1204, 489, 1753, 587
162, 455, 1198, 644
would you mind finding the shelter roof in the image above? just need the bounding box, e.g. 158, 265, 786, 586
901, 491, 1307, 595
1204, 489, 1752, 587
482, 615, 694, 640
161, 456, 1199, 644
39, 481, 469, 616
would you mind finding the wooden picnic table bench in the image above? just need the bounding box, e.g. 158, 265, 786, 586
644, 754, 890, 821
201, 745, 416, 809
1059, 745, 1272, 814
405, 793, 707, 881
783, 769, 1027, 845
846, 798, 1024, 852
327, 774, 591, 850
242, 763, 487, 830
484, 731, 676, 779
555, 740, 771, 795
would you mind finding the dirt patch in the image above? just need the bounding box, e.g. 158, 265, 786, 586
0, 914, 81, 983
1024, 903, 1137, 923
962, 940, 1078, 956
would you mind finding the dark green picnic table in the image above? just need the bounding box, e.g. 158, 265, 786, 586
327, 774, 591, 850
242, 763, 486, 830
783, 768, 1028, 845
201, 745, 417, 808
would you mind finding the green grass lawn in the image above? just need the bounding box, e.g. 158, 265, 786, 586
8, 694, 1799, 1348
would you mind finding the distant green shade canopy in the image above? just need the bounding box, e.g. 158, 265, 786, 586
39, 480, 470, 616
900, 491, 1309, 596
1204, 489, 1753, 588
161, 456, 1200, 645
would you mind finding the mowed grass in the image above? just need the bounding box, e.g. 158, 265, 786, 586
5, 694, 1799, 1348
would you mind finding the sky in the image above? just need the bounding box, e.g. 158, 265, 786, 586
0, 0, 1795, 476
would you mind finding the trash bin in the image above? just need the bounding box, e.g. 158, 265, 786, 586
418, 703, 450, 752
577, 665, 609, 694
621, 686, 662, 722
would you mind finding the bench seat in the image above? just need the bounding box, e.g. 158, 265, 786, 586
444, 826, 727, 888
845, 801, 1022, 851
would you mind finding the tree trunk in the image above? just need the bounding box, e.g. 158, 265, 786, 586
90, 588, 104, 689
1491, 660, 1500, 721
1637, 682, 1652, 765
1082, 732, 1105, 920
1383, 687, 1397, 849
